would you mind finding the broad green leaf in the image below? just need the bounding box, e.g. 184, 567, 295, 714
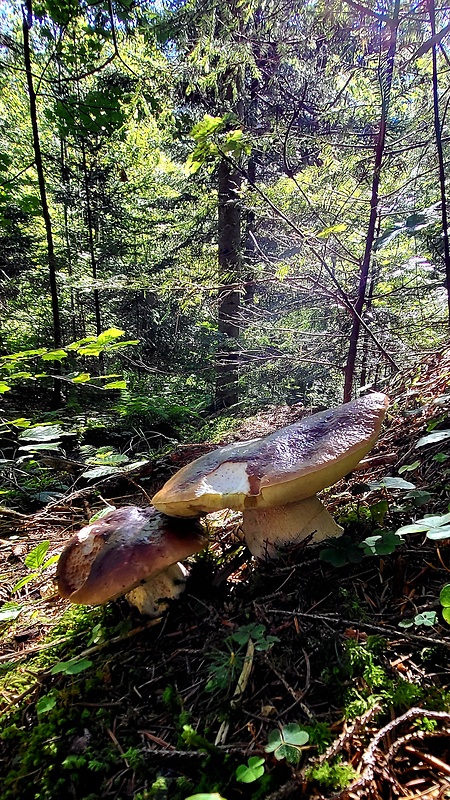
13, 573, 38, 593
41, 349, 68, 361
96, 327, 125, 345
442, 607, 450, 625
82, 465, 120, 480
71, 373, 91, 384
101, 340, 139, 350
439, 584, 450, 607
361, 532, 403, 556
25, 541, 50, 570
426, 528, 450, 540
414, 611, 437, 627
104, 380, 127, 390
50, 657, 93, 675
279, 724, 308, 746
395, 522, 432, 535
416, 430, 450, 448
19, 443, 62, 453
419, 513, 450, 527
0, 603, 23, 623
369, 477, 415, 490
370, 499, 389, 525
0, 382, 11, 393
65, 336, 96, 351
433, 452, 449, 462
403, 490, 432, 507
185, 795, 227, 800
42, 555, 60, 570
36, 694, 57, 715
235, 757, 265, 783
32, 491, 65, 504
19, 425, 63, 442
317, 223, 348, 238
398, 461, 420, 474
191, 114, 224, 139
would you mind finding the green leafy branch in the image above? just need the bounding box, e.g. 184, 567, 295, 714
13, 541, 59, 594
186, 114, 251, 174
0, 328, 138, 394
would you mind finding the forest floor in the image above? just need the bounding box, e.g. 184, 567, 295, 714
1, 349, 450, 800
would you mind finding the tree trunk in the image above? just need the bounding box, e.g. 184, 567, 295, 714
22, 0, 62, 405
81, 143, 102, 338
215, 158, 242, 408
428, 0, 450, 324
343, 0, 400, 402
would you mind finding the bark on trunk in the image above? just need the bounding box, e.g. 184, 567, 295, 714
22, 0, 62, 405
215, 158, 241, 408
428, 0, 450, 324
343, 0, 400, 402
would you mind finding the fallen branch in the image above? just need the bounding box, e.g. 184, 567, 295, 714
331, 708, 450, 799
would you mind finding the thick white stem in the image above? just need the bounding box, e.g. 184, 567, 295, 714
242, 495, 343, 560
125, 563, 188, 616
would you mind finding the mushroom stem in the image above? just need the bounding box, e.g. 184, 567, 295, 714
242, 496, 343, 560
125, 563, 189, 617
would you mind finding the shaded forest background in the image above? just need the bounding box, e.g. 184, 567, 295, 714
1, 0, 450, 430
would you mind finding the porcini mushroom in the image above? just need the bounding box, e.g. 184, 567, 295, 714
152, 393, 389, 559
57, 506, 207, 615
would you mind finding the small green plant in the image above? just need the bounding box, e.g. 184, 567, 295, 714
264, 724, 309, 765
12, 541, 59, 594
185, 795, 227, 800
306, 759, 357, 790
230, 623, 279, 651
439, 584, 450, 624
235, 756, 265, 783
205, 623, 278, 693
396, 512, 450, 540
50, 657, 93, 676
320, 530, 403, 567
399, 611, 437, 629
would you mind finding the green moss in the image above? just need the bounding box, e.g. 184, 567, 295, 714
306, 759, 357, 790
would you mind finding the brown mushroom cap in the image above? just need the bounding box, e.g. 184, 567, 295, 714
57, 506, 207, 605
152, 393, 389, 517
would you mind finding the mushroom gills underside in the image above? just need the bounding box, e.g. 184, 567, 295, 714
125, 562, 189, 616
242, 496, 343, 560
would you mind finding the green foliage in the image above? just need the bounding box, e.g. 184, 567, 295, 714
186, 114, 251, 174
439, 584, 450, 624
399, 611, 437, 629
416, 430, 450, 449
396, 512, 450, 540
12, 540, 59, 594
306, 759, 357, 790
265, 724, 309, 765
50, 657, 93, 675
185, 795, 227, 800
205, 623, 278, 694
235, 756, 265, 783
0, 330, 137, 394
320, 530, 403, 567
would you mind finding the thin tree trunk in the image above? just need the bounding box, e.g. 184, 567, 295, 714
81, 143, 102, 338
22, 0, 62, 405
343, 0, 400, 402
215, 158, 241, 408
60, 139, 77, 340
428, 0, 450, 324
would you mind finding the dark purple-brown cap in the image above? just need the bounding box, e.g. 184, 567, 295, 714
57, 506, 207, 605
